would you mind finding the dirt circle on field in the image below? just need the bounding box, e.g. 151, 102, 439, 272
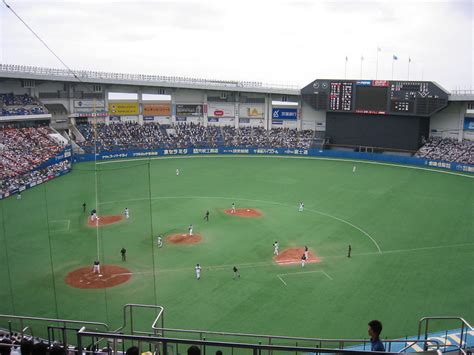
65, 265, 131, 289
224, 208, 262, 218
274, 247, 321, 265
167, 233, 202, 244
87, 215, 123, 227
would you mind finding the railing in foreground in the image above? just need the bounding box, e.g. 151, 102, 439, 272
418, 317, 473, 354
76, 327, 442, 355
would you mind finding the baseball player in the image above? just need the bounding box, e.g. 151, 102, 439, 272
231, 202, 236, 214
176, 168, 180, 176
90, 209, 98, 222
120, 247, 127, 261
301, 254, 306, 268
273, 241, 279, 256
124, 208, 129, 219
188, 224, 193, 236
299, 202, 304, 212
353, 166, 357, 173
17, 192, 21, 200
204, 210, 209, 221
157, 235, 163, 248
92, 260, 101, 274
82, 202, 86, 212
195, 264, 201, 280
233, 266, 240, 279
304, 246, 309, 260
348, 244, 352, 258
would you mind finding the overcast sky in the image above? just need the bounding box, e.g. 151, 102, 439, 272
0, 0, 472, 90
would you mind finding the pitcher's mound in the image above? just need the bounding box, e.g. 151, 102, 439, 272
224, 208, 262, 218
167, 233, 202, 244
274, 247, 321, 265
65, 265, 131, 289
87, 215, 123, 227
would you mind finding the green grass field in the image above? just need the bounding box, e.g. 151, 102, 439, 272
0, 156, 472, 340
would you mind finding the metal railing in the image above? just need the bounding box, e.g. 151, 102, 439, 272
0, 64, 300, 91
0, 314, 109, 345
76, 328, 442, 355
149, 326, 441, 353
114, 304, 164, 336
418, 316, 473, 354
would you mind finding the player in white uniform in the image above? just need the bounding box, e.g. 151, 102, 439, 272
124, 208, 129, 219
304, 246, 309, 260
299, 202, 304, 212
176, 168, 180, 176
353, 166, 356, 173
273, 241, 279, 256
231, 202, 236, 214
157, 235, 163, 248
188, 224, 193, 236
90, 209, 99, 222
195, 264, 201, 280
93, 260, 101, 274
301, 254, 306, 268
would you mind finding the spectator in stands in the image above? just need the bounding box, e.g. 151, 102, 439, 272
0, 337, 12, 355
125, 346, 140, 355
20, 339, 33, 355
187, 345, 201, 355
368, 320, 385, 352
48, 344, 66, 355
31, 341, 47, 355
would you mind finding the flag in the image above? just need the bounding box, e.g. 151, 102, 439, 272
393, 55, 398, 60
361, 55, 364, 61
345, 56, 348, 62
409, 57, 412, 63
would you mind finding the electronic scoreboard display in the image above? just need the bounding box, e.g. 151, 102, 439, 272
301, 79, 448, 116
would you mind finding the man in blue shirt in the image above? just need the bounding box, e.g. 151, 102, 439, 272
368, 320, 385, 352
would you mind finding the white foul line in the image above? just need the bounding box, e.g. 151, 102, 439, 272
277, 270, 333, 283
277, 275, 287, 286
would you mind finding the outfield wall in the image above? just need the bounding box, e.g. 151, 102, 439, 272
72, 147, 474, 174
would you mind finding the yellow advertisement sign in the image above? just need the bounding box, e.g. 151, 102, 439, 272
108, 102, 139, 116
143, 103, 171, 116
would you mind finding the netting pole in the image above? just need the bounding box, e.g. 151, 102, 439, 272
0, 200, 16, 314
42, 183, 60, 319
148, 159, 158, 304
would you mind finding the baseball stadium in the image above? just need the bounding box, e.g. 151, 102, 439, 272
0, 1, 473, 355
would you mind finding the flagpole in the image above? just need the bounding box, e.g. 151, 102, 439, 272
375, 46, 380, 79
344, 56, 348, 79
391, 57, 394, 80
407, 57, 411, 80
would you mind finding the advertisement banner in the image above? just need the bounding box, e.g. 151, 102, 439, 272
108, 102, 139, 116
175, 117, 187, 122
176, 104, 203, 117
74, 100, 105, 108
239, 104, 265, 118
464, 117, 474, 131
272, 108, 297, 120
208, 117, 219, 122
207, 103, 235, 118
143, 103, 171, 116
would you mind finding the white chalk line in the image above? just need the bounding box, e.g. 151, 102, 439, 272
99, 195, 382, 254
277, 275, 287, 286
94, 154, 474, 179
277, 270, 333, 283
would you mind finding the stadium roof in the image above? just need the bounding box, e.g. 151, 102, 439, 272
0, 64, 300, 96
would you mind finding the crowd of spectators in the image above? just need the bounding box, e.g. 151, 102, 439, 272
0, 332, 58, 355
0, 125, 69, 196
0, 94, 46, 116
415, 137, 473, 164
77, 122, 315, 152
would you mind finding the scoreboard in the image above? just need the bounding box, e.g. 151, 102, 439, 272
302, 79, 449, 116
